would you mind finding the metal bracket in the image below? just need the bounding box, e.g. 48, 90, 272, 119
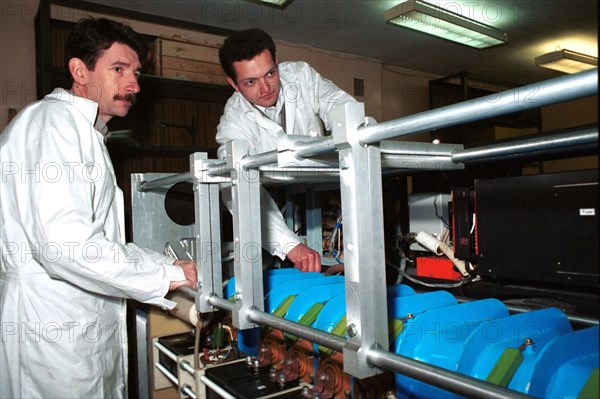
225, 141, 265, 329
332, 102, 389, 378
190, 153, 225, 313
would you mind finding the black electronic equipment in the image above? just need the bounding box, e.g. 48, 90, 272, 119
475, 169, 599, 288
451, 187, 477, 262
204, 361, 303, 399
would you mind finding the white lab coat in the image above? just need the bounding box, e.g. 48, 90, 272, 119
0, 88, 184, 399
216, 61, 355, 259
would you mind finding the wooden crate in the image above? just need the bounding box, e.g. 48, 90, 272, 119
148, 37, 228, 86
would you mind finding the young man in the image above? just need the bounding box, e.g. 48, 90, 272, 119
216, 29, 356, 273
0, 18, 196, 398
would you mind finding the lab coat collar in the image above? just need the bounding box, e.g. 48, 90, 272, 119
250, 77, 296, 134
95, 117, 110, 139
279, 73, 297, 134
254, 88, 285, 124
45, 88, 108, 139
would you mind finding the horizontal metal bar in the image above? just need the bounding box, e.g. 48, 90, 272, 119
380, 140, 462, 156
255, 71, 597, 163
452, 127, 598, 163
206, 291, 537, 398
181, 385, 197, 399
246, 307, 347, 353
357, 69, 598, 145
368, 347, 534, 399
294, 136, 338, 158
504, 304, 599, 327
259, 165, 340, 185
453, 295, 599, 327
177, 286, 198, 301
217, 124, 594, 173
241, 150, 278, 170
155, 362, 178, 385
180, 360, 195, 376
137, 171, 192, 191
208, 293, 345, 352
210, 298, 534, 398
294, 136, 462, 157
381, 154, 463, 170
199, 375, 235, 399
207, 294, 236, 312
140, 128, 595, 189
139, 72, 597, 183
154, 341, 178, 362
194, 153, 279, 176
156, 347, 197, 398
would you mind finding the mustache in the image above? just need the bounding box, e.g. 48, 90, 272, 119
113, 93, 137, 105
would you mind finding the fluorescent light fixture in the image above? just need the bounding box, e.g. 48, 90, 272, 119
247, 0, 294, 8
535, 49, 598, 74
385, 0, 508, 49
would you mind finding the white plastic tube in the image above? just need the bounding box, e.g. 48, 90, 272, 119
415, 231, 470, 277
415, 231, 444, 255
166, 291, 199, 325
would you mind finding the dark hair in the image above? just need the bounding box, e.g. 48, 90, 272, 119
219, 28, 277, 82
64, 17, 148, 88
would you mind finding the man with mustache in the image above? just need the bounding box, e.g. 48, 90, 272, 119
216, 29, 356, 273
0, 17, 197, 398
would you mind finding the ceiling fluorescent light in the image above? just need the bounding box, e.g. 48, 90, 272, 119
248, 0, 294, 8
535, 49, 598, 74
385, 0, 508, 49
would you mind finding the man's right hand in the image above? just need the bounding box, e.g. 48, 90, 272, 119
287, 243, 322, 272
169, 260, 198, 291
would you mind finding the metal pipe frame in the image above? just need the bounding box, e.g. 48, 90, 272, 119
138, 171, 191, 192
142, 70, 597, 399
190, 153, 225, 313
367, 348, 533, 399
203, 292, 532, 399
229, 68, 597, 165
357, 68, 597, 145
138, 69, 597, 191
452, 125, 598, 163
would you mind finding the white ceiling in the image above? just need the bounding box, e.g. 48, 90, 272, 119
88, 0, 598, 86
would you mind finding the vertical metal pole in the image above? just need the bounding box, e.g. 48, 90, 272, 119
135, 307, 149, 399
305, 187, 323, 256
333, 102, 388, 378
226, 141, 264, 329
191, 153, 224, 313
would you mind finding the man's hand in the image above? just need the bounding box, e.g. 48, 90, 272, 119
169, 260, 198, 291
287, 243, 321, 272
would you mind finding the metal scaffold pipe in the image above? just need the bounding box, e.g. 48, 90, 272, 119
357, 69, 598, 146
368, 347, 535, 399
207, 294, 236, 312
203, 291, 535, 399
240, 150, 278, 170
137, 171, 192, 191
137, 70, 597, 186
452, 126, 598, 163
246, 307, 347, 353
294, 136, 337, 158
